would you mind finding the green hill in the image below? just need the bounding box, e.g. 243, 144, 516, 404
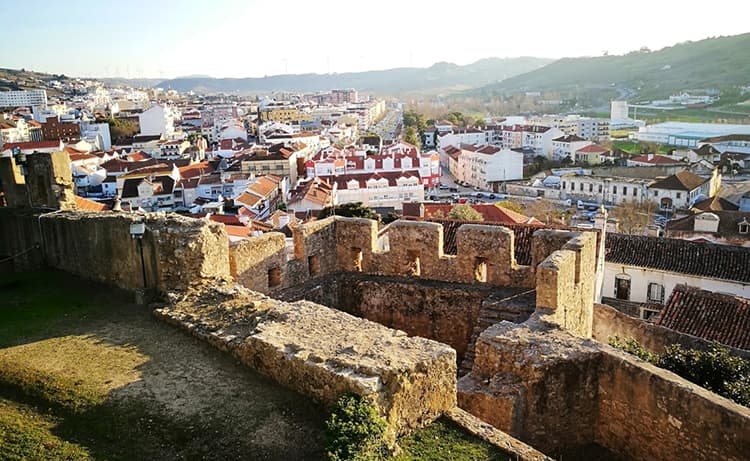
478, 33, 750, 100
154, 57, 553, 95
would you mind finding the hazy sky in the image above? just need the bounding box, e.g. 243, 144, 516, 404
2, 0, 748, 79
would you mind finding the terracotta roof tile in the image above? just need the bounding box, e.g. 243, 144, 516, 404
656, 285, 750, 350
649, 171, 707, 191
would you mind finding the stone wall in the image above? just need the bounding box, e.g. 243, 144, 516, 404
154, 284, 457, 443
281, 273, 532, 362
535, 231, 598, 337
593, 303, 750, 359
0, 151, 76, 210
0, 210, 230, 292
459, 319, 750, 460
229, 232, 287, 293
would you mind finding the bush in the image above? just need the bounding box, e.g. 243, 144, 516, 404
609, 337, 750, 406
325, 394, 388, 461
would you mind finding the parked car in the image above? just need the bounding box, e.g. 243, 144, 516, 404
451, 193, 460, 200
438, 184, 449, 190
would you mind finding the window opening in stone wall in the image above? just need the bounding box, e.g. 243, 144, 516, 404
351, 247, 363, 272
647, 282, 665, 303
308, 254, 320, 276
474, 257, 488, 283
406, 250, 421, 276
268, 267, 282, 288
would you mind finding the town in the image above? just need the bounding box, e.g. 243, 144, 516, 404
1, 19, 749, 461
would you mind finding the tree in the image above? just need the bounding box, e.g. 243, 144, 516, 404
319, 202, 380, 220
524, 198, 563, 224
448, 204, 483, 221
403, 126, 421, 150
611, 199, 651, 235
495, 200, 524, 214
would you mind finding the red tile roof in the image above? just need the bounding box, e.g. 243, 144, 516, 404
74, 196, 109, 212
630, 154, 681, 164
419, 203, 533, 225
656, 285, 750, 350
2, 140, 62, 151
576, 143, 608, 153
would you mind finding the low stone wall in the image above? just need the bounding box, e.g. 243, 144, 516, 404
459, 319, 750, 460
0, 210, 230, 292
593, 303, 750, 359
154, 283, 457, 442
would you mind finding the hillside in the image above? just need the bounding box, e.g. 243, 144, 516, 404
477, 33, 750, 99
154, 57, 553, 95
0, 68, 68, 97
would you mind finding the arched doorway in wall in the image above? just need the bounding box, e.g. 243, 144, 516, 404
660, 197, 673, 211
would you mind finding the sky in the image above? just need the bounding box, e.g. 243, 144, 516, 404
1, 0, 749, 80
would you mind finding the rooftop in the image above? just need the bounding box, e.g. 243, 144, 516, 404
656, 285, 750, 350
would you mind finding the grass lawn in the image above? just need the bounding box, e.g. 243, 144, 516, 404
0, 270, 511, 460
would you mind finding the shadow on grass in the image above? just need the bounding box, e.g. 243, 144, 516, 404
0, 270, 326, 461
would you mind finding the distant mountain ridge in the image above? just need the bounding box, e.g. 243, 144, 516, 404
476, 33, 750, 98
153, 57, 553, 95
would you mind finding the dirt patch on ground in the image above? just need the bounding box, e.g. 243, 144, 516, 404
0, 271, 325, 460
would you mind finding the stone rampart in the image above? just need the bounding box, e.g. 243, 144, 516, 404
154, 284, 457, 442
459, 320, 750, 460
0, 210, 230, 291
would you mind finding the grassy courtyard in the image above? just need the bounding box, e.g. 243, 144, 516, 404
0, 270, 509, 461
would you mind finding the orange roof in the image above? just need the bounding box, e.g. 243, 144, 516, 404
179, 161, 213, 179
224, 224, 250, 238
74, 196, 109, 212
247, 176, 278, 198
576, 143, 608, 153
235, 191, 262, 207
126, 151, 151, 161
422, 204, 533, 225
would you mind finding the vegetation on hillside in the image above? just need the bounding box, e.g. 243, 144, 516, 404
480, 33, 750, 100
98, 117, 139, 143
609, 337, 750, 406
448, 204, 483, 221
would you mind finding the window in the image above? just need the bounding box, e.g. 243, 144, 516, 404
615, 274, 631, 300
676, 192, 681, 199
654, 190, 658, 197
268, 267, 282, 288
474, 257, 488, 283
351, 247, 363, 271
579, 183, 584, 191
612, 186, 617, 195
633, 188, 637, 197
598, 184, 602, 193
647, 282, 665, 303
622, 187, 627, 196
589, 184, 593, 192
739, 222, 749, 234
308, 255, 320, 276
640, 307, 661, 322
406, 250, 421, 276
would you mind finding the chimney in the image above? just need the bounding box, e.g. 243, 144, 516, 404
693, 212, 719, 233
647, 153, 654, 161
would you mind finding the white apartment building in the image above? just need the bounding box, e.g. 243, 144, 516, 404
450, 145, 523, 190
528, 115, 610, 141
326, 171, 424, 210
560, 174, 652, 206
552, 135, 592, 161
0, 89, 48, 108
138, 104, 176, 137
437, 129, 488, 150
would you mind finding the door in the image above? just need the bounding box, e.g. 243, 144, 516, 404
615, 276, 631, 300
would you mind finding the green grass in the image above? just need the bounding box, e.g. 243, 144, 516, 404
611, 141, 672, 154
0, 271, 102, 347
395, 419, 509, 461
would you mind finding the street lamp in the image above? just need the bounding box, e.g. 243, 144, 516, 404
129, 222, 148, 291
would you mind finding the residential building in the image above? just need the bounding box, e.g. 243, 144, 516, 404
1, 139, 64, 156
665, 210, 750, 246
287, 177, 334, 215
627, 154, 686, 167
450, 144, 523, 190
157, 140, 191, 159
258, 101, 308, 123
120, 174, 176, 211
324, 171, 424, 210
648, 170, 719, 211
240, 143, 303, 185
0, 89, 48, 108
575, 143, 608, 165
560, 174, 652, 206
41, 116, 79, 142
234, 175, 283, 220
552, 134, 591, 161
138, 104, 176, 137
603, 234, 750, 319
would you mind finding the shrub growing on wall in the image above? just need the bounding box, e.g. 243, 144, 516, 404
325, 394, 388, 461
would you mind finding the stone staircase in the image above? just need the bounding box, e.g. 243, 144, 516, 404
459, 290, 536, 376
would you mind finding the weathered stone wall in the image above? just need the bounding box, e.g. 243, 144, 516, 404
593, 302, 750, 359
0, 152, 76, 210
597, 346, 750, 461
459, 319, 750, 460
535, 231, 597, 337
154, 284, 457, 443
0, 209, 43, 270
0, 210, 230, 292
284, 273, 530, 362
229, 232, 287, 293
